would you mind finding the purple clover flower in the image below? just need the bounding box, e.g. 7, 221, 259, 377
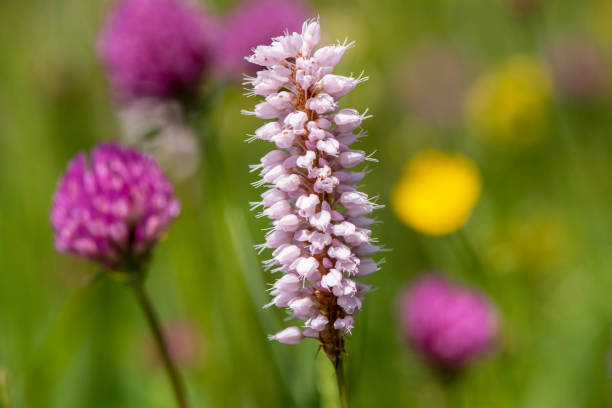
399, 274, 499, 368
217, 0, 308, 76
98, 0, 217, 101
548, 36, 607, 102
51, 143, 180, 269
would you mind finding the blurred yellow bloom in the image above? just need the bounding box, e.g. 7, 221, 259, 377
392, 150, 482, 236
482, 209, 571, 275
465, 55, 552, 145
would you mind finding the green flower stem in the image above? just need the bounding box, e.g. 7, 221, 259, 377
130, 280, 188, 408
334, 358, 349, 408
457, 230, 483, 270
0, 369, 9, 408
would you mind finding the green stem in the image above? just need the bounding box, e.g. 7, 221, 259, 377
334, 358, 349, 408
434, 366, 458, 408
456, 229, 485, 276
131, 281, 188, 408
0, 369, 9, 408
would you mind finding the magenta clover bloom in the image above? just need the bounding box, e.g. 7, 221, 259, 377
98, 0, 216, 101
51, 143, 180, 270
399, 274, 499, 368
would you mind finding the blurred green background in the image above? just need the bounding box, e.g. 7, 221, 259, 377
2, 0, 612, 406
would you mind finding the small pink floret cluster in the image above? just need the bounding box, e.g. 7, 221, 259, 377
399, 274, 499, 367
51, 143, 180, 269
244, 19, 382, 345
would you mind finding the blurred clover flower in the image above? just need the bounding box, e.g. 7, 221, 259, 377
548, 36, 607, 103
244, 19, 381, 405
51, 143, 180, 270
119, 99, 201, 181
398, 45, 471, 127
465, 55, 552, 146
98, 0, 217, 102
217, 0, 308, 76
399, 274, 499, 368
51, 143, 188, 407
391, 150, 481, 236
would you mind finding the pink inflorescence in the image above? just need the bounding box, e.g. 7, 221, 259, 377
399, 274, 499, 367
548, 36, 607, 102
244, 19, 382, 361
51, 143, 180, 269
98, 0, 216, 101
218, 0, 307, 75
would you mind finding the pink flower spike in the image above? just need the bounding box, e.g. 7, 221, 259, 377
245, 19, 382, 363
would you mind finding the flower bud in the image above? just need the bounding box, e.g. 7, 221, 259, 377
269, 326, 304, 345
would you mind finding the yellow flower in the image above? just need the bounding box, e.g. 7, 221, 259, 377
465, 55, 552, 145
392, 150, 482, 236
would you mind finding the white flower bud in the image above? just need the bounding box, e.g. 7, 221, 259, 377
357, 258, 378, 277
284, 111, 309, 131
274, 244, 301, 265
321, 269, 343, 289
269, 327, 303, 344
275, 174, 301, 192
309, 209, 331, 231
266, 91, 295, 111
255, 122, 282, 141
274, 214, 300, 232
307, 314, 328, 332
263, 200, 292, 219
301, 20, 321, 52
306, 93, 338, 114
320, 74, 357, 98
313, 44, 350, 67
295, 194, 320, 217
338, 150, 366, 168
254, 102, 281, 119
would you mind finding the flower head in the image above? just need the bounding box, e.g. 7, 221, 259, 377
392, 150, 481, 236
98, 0, 216, 101
217, 0, 308, 75
50, 143, 180, 269
399, 274, 499, 367
465, 55, 552, 146
548, 36, 607, 102
245, 19, 381, 362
